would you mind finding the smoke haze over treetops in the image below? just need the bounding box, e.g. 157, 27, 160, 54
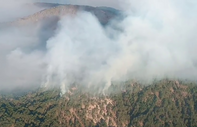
0, 0, 197, 94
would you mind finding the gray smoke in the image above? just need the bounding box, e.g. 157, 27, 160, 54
43, 0, 197, 94
0, 0, 46, 92
0, 0, 45, 22
0, 0, 197, 94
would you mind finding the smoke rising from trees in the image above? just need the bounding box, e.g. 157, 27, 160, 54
0, 0, 197, 94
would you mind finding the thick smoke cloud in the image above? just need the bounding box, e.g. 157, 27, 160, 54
43, 12, 120, 93
43, 0, 197, 94
0, 0, 46, 92
0, 0, 197, 94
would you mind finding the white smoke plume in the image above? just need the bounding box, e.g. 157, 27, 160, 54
43, 12, 120, 93
0, 0, 46, 92
43, 0, 197, 94
0, 0, 197, 94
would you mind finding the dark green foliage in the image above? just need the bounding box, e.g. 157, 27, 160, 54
1, 80, 197, 127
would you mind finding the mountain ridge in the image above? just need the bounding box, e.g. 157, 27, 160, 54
1, 4, 121, 28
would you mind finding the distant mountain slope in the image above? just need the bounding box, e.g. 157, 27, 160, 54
4, 4, 121, 27
33, 2, 120, 15
1, 79, 197, 127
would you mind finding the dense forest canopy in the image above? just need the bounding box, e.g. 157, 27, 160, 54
1, 79, 197, 127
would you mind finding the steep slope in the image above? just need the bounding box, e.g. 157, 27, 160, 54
1, 80, 197, 127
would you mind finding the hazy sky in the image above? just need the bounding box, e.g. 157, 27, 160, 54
35, 0, 122, 9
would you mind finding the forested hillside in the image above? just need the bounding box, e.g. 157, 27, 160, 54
1, 80, 197, 127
